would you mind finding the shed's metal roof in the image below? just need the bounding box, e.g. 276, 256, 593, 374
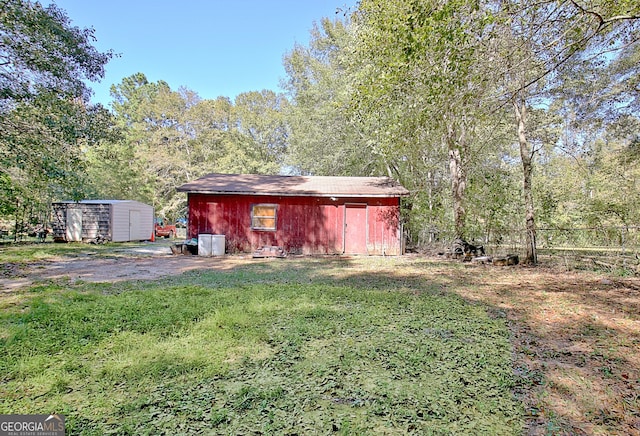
52, 200, 150, 206
177, 173, 409, 198
51, 200, 153, 208
54, 200, 127, 204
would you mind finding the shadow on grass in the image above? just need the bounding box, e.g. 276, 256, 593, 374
423, 260, 640, 436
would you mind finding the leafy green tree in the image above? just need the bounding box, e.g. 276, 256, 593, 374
490, 0, 640, 263
107, 74, 195, 218
0, 0, 114, 234
104, 73, 162, 205
0, 0, 112, 104
282, 18, 378, 176
350, 0, 497, 239
1, 92, 118, 235
582, 117, 640, 229
233, 90, 289, 174
281, 0, 638, 256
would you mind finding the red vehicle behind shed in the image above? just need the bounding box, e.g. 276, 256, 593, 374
154, 219, 176, 238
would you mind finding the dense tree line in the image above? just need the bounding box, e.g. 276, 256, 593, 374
283, 1, 640, 262
1, 0, 638, 261
89, 73, 288, 221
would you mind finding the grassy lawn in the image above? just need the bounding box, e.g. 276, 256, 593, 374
0, 240, 151, 263
0, 255, 522, 435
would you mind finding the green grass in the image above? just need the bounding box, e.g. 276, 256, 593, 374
0, 258, 523, 434
0, 241, 146, 263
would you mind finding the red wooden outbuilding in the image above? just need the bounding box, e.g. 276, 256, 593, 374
177, 173, 409, 255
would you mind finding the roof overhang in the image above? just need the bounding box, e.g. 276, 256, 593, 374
177, 173, 410, 198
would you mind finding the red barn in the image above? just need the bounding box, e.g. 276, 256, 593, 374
177, 173, 409, 255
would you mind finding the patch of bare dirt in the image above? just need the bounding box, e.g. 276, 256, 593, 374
0, 249, 250, 292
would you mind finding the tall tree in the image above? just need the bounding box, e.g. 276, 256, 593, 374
282, 18, 377, 176
0, 0, 114, 231
234, 90, 289, 174
106, 74, 291, 220
351, 0, 496, 239
0, 0, 112, 105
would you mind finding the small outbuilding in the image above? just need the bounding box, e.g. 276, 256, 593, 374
177, 173, 410, 255
52, 200, 154, 243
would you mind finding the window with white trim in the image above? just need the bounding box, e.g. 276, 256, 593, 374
251, 204, 277, 230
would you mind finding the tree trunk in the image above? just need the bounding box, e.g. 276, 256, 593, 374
427, 170, 435, 243
447, 123, 467, 239
513, 99, 537, 264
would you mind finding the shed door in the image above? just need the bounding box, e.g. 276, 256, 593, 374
344, 204, 368, 254
129, 210, 140, 241
66, 208, 82, 242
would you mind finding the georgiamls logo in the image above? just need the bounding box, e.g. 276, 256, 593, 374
0, 414, 65, 436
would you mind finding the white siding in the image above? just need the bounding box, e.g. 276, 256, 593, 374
111, 201, 154, 242
111, 203, 127, 242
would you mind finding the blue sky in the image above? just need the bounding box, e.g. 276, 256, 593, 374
48, 1, 357, 107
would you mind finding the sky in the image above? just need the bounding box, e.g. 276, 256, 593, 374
48, 0, 357, 107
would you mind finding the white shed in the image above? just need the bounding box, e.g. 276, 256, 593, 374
52, 200, 154, 243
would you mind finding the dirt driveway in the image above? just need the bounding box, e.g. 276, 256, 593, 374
1, 241, 249, 291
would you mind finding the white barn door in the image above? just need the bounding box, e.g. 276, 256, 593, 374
66, 208, 82, 242
129, 210, 140, 241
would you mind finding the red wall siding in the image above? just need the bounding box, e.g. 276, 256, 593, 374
186, 194, 402, 255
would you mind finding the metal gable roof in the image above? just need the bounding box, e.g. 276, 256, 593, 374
52, 200, 149, 206
177, 173, 410, 198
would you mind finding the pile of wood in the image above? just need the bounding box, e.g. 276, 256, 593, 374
577, 253, 639, 274
439, 238, 519, 266
439, 238, 485, 261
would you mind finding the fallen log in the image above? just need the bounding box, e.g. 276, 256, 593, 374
493, 254, 519, 266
